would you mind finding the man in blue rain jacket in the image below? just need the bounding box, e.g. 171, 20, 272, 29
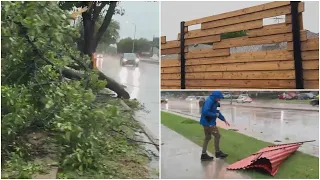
200, 91, 230, 161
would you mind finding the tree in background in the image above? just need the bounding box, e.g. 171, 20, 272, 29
117, 38, 153, 54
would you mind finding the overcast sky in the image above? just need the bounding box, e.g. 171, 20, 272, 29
161, 1, 319, 40
113, 1, 159, 41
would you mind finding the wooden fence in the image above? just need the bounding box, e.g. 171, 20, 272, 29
161, 1, 319, 89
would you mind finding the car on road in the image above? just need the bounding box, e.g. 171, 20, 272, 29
278, 92, 296, 100
236, 95, 252, 103
297, 93, 314, 100
161, 98, 168, 104
186, 96, 196, 101
120, 53, 140, 67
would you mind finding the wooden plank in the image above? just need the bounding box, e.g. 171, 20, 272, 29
161, 47, 187, 55
213, 30, 307, 49
302, 51, 319, 60
186, 61, 294, 73
183, 20, 262, 39
248, 23, 292, 37
161, 86, 181, 89
163, 61, 295, 74
161, 40, 180, 49
186, 49, 230, 59
161, 59, 180, 67
185, 35, 221, 46
185, 50, 293, 66
185, 79, 295, 88
303, 60, 319, 70
161, 66, 181, 74
161, 36, 166, 44
287, 38, 319, 51
185, 70, 296, 80
286, 13, 303, 29
161, 80, 180, 86
202, 3, 304, 29
185, 1, 290, 26
304, 80, 319, 89
303, 70, 319, 80
161, 73, 181, 80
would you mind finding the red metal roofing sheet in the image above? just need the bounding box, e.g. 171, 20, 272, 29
227, 143, 301, 176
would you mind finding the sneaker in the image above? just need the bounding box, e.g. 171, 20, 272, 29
215, 151, 228, 159
201, 153, 214, 161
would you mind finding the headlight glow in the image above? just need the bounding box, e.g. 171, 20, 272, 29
135, 58, 140, 62
123, 58, 127, 62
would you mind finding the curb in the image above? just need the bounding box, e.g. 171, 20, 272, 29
222, 103, 319, 112
120, 100, 159, 151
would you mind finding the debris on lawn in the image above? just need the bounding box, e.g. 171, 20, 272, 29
227, 140, 315, 176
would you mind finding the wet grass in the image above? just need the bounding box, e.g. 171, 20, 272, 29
161, 111, 319, 179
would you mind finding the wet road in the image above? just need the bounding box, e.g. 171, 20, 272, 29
162, 100, 319, 157
98, 56, 159, 139
161, 125, 250, 179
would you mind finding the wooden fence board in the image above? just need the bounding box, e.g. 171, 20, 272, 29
303, 60, 319, 70
248, 23, 292, 37
161, 40, 180, 49
287, 38, 319, 51
185, 1, 290, 26
161, 36, 166, 44
213, 30, 307, 49
285, 13, 304, 29
182, 20, 262, 39
302, 51, 319, 60
161, 73, 181, 80
161, 86, 181, 89
304, 80, 319, 89
185, 35, 220, 45
303, 70, 319, 80
161, 59, 180, 67
201, 3, 304, 29
185, 50, 293, 66
161, 47, 188, 55
185, 70, 296, 80
186, 61, 294, 72
185, 79, 295, 88
186, 48, 230, 59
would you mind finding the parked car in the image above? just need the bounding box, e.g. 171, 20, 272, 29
236, 95, 252, 103
310, 95, 319, 106
297, 93, 314, 100
186, 96, 196, 101
278, 93, 295, 100
223, 94, 232, 99
120, 53, 139, 67
161, 98, 168, 104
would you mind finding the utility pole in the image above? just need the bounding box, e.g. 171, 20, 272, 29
132, 23, 136, 53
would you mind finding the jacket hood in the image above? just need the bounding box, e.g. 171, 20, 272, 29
209, 91, 224, 100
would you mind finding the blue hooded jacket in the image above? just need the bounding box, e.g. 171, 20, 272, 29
200, 91, 226, 126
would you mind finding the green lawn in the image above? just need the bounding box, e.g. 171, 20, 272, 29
161, 111, 319, 179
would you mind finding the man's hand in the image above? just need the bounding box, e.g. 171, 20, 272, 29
224, 120, 230, 127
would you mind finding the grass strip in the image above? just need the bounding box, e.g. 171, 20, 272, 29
161, 111, 319, 179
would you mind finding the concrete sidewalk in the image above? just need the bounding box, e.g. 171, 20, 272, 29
161, 125, 250, 179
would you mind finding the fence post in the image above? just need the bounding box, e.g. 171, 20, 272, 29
180, 21, 186, 89
290, 1, 304, 89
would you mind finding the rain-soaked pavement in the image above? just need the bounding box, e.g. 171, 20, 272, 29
161, 125, 250, 179
98, 55, 159, 139
161, 100, 319, 157
98, 56, 159, 177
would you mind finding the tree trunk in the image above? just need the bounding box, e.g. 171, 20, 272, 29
62, 68, 130, 99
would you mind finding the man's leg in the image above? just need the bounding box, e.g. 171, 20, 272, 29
211, 126, 221, 152
201, 126, 214, 161
212, 126, 228, 158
